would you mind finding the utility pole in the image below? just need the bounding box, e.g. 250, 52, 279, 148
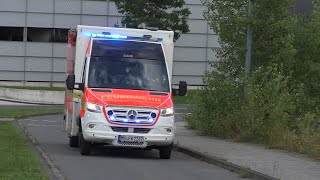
244, 0, 253, 101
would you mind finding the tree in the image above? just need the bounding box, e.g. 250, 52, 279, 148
111, 0, 191, 41
185, 0, 320, 157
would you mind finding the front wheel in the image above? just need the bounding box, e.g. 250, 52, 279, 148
79, 132, 91, 155
159, 144, 173, 159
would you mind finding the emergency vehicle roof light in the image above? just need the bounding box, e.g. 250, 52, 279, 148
82, 32, 163, 42
82, 32, 127, 39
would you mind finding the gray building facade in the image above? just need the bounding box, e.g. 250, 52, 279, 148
0, 0, 219, 87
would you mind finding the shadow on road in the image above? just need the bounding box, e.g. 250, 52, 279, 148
79, 146, 160, 160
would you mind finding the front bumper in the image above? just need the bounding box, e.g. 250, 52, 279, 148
81, 111, 175, 148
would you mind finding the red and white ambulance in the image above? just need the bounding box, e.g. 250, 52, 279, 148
64, 25, 187, 159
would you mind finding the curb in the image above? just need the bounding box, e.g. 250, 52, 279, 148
0, 118, 15, 121
0, 112, 63, 121
17, 118, 65, 180
173, 144, 278, 180
0, 97, 64, 106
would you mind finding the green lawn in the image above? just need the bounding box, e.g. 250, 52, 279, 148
173, 90, 197, 104
0, 107, 64, 118
0, 121, 48, 180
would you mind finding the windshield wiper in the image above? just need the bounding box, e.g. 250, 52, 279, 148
131, 88, 165, 92
149, 92, 168, 96
91, 89, 112, 92
130, 88, 149, 91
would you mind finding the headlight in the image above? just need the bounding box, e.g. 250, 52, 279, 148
86, 102, 102, 113
160, 107, 174, 116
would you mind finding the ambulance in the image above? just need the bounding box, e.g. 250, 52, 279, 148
63, 25, 187, 159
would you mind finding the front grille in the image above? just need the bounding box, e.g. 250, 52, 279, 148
111, 126, 151, 134
106, 106, 158, 125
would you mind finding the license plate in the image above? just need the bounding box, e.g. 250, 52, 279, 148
118, 135, 144, 143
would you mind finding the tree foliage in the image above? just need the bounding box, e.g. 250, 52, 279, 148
111, 0, 191, 41
187, 0, 320, 158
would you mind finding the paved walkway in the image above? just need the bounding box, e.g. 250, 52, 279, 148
174, 121, 320, 180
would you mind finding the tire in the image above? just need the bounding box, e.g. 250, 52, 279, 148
79, 132, 91, 155
69, 136, 79, 147
159, 144, 173, 159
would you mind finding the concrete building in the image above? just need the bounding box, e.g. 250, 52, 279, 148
0, 0, 219, 88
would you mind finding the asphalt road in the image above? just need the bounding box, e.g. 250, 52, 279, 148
20, 113, 248, 180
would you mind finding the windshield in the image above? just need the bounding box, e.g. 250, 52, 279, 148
88, 57, 170, 92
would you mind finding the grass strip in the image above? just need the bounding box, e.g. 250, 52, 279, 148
0, 121, 48, 180
173, 90, 197, 104
0, 107, 64, 118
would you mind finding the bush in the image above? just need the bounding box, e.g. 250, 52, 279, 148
243, 64, 297, 143
186, 70, 244, 139
187, 0, 320, 158
187, 62, 320, 157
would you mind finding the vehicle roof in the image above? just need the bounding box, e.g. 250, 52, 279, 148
76, 25, 174, 44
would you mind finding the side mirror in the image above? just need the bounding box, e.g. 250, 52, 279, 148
66, 74, 75, 90
178, 81, 187, 96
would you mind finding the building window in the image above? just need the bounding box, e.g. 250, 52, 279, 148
27, 28, 52, 42
27, 28, 69, 43
53, 29, 69, 43
0, 27, 24, 41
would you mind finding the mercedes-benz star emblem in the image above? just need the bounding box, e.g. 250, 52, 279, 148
127, 110, 138, 120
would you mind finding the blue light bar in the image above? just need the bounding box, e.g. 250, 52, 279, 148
83, 32, 127, 39
92, 33, 127, 39
83, 32, 162, 42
